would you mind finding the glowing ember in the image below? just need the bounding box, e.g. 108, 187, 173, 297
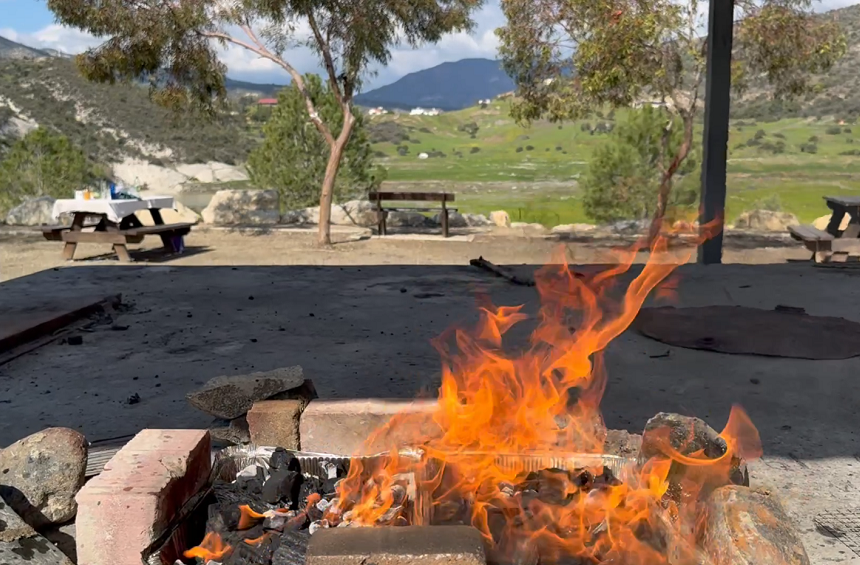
334, 225, 763, 563
184, 531, 231, 561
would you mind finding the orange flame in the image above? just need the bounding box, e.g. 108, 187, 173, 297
336, 221, 762, 563
238, 504, 266, 530
183, 532, 231, 561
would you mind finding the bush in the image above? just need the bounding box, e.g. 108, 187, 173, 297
773, 132, 786, 139
759, 141, 786, 154
845, 127, 853, 133
555, 146, 562, 151
800, 142, 818, 153
808, 135, 820, 143
839, 149, 860, 156
525, 145, 534, 151
418, 127, 432, 134
825, 126, 843, 135
368, 121, 411, 144
746, 138, 762, 147
458, 122, 479, 136
470, 146, 480, 154
754, 129, 766, 140
396, 145, 409, 156
581, 122, 592, 132
515, 146, 524, 153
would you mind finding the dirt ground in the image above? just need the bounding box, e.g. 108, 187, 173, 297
2, 227, 857, 563
0, 225, 809, 282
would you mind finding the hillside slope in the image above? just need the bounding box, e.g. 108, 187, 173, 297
354, 59, 516, 111
0, 57, 254, 165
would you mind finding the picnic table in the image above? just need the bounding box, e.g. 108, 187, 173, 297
369, 191, 457, 238
42, 197, 194, 262
788, 196, 860, 263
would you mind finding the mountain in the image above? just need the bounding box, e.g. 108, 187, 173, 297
0, 36, 50, 59
224, 77, 284, 97
354, 58, 516, 111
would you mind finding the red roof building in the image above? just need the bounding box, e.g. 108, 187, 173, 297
257, 98, 278, 105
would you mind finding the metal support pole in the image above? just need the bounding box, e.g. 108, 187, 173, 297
697, 0, 735, 264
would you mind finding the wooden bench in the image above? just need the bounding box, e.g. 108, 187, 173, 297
789, 224, 836, 263
41, 209, 194, 262
368, 191, 457, 238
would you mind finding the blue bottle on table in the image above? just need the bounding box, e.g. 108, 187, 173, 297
108, 183, 116, 199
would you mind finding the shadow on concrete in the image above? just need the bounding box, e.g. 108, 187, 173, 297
0, 261, 857, 462
78, 245, 212, 263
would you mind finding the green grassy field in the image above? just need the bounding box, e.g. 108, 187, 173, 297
368, 101, 860, 225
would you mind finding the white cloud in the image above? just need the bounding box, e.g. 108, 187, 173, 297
4, 0, 857, 88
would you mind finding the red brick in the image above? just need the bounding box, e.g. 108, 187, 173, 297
306, 526, 486, 565
247, 399, 304, 449
75, 429, 211, 565
299, 399, 441, 456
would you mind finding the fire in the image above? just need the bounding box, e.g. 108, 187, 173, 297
183, 532, 231, 561
336, 223, 763, 563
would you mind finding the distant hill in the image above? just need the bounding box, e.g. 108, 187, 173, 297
0, 36, 50, 59
224, 77, 284, 97
354, 59, 516, 111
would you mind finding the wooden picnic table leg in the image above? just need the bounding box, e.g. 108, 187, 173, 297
825, 202, 848, 237
102, 219, 133, 263
61, 212, 87, 260
441, 200, 449, 238
148, 208, 176, 251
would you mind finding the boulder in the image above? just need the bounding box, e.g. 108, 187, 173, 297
551, 223, 597, 235
510, 222, 549, 235
463, 213, 492, 227
330, 200, 378, 226
209, 416, 251, 446
133, 200, 200, 226
201, 189, 280, 225
701, 486, 809, 565
174, 163, 217, 183
489, 210, 511, 228
813, 213, 850, 232
0, 428, 87, 528
433, 211, 467, 228
734, 209, 799, 231
608, 219, 650, 234
186, 366, 305, 419
0, 498, 75, 564
5, 196, 55, 226
640, 413, 748, 502
208, 162, 249, 183
112, 157, 188, 194
603, 429, 643, 458
281, 207, 316, 225
388, 210, 433, 228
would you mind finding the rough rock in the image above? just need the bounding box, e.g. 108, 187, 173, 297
434, 211, 467, 228
112, 157, 188, 194
388, 210, 433, 228
603, 429, 643, 458
209, 416, 251, 446
201, 189, 280, 225
510, 222, 549, 235
331, 200, 378, 226
489, 210, 511, 228
701, 486, 809, 565
551, 223, 597, 235
4, 196, 55, 226
463, 213, 492, 227
813, 213, 850, 232
0, 428, 87, 528
175, 163, 217, 183
186, 366, 305, 419
640, 413, 748, 501
133, 200, 200, 226
281, 207, 316, 224
0, 498, 75, 564
209, 162, 249, 183
608, 219, 650, 234
734, 209, 799, 231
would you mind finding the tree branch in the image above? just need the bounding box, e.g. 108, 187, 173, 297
200, 27, 335, 146
306, 10, 346, 106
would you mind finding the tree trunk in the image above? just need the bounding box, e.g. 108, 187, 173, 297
317, 112, 356, 246
647, 115, 695, 245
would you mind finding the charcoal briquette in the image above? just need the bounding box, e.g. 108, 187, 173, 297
322, 477, 339, 496
263, 469, 302, 505
574, 469, 594, 490
270, 448, 299, 472
223, 530, 281, 565
271, 530, 309, 565
299, 477, 324, 508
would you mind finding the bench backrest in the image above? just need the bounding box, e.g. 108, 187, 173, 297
368, 191, 455, 202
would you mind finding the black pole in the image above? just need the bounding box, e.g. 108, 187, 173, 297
698, 0, 735, 264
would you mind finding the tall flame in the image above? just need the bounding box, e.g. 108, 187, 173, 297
337, 222, 762, 563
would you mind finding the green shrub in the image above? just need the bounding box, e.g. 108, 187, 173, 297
826, 126, 843, 135
800, 142, 818, 153
469, 146, 480, 154
515, 146, 524, 153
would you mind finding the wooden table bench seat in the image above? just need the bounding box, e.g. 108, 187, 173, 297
41, 208, 193, 262
369, 191, 457, 237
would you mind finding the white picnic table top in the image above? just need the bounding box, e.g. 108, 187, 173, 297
52, 196, 176, 223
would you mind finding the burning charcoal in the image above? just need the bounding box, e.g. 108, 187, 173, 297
263, 469, 302, 505
300, 476, 323, 507
534, 469, 572, 505
498, 482, 515, 497
223, 531, 281, 565
573, 469, 594, 490
322, 477, 339, 496
309, 519, 329, 535
377, 504, 404, 524
390, 483, 407, 506
236, 466, 266, 496
269, 447, 300, 472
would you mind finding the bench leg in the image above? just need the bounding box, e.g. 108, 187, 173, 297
442, 208, 449, 238
113, 244, 132, 262
62, 242, 77, 261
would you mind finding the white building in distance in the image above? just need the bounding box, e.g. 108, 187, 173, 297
410, 107, 441, 116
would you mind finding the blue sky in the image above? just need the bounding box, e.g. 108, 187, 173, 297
1, 0, 856, 90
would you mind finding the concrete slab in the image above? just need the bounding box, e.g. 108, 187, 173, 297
0, 262, 858, 563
